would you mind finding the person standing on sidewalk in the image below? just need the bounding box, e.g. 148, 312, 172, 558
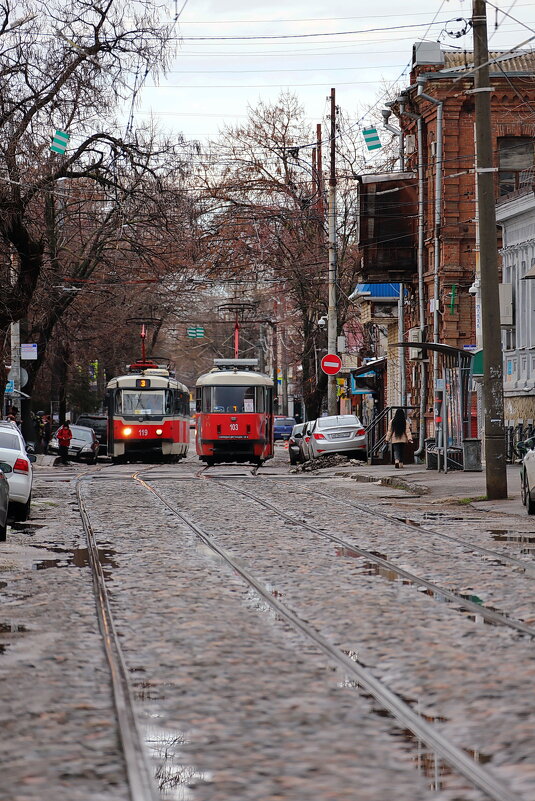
56, 421, 72, 465
386, 408, 413, 469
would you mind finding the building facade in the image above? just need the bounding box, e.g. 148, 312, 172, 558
496, 188, 535, 431
358, 41, 535, 443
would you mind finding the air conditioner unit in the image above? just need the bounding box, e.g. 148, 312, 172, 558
408, 327, 423, 360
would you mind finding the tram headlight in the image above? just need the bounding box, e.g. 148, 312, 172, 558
156, 428, 163, 435
123, 427, 132, 436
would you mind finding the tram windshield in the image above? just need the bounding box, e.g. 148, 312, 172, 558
211, 385, 261, 413
116, 390, 165, 416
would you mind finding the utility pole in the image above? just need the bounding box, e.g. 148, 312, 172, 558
327, 88, 338, 415
472, 0, 507, 498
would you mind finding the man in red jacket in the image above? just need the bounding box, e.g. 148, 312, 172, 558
56, 421, 72, 465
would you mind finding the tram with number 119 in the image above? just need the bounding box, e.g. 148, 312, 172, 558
195, 359, 274, 465
106, 360, 190, 463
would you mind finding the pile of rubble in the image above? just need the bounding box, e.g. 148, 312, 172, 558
290, 453, 366, 472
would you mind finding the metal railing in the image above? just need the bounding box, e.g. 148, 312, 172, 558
365, 405, 418, 463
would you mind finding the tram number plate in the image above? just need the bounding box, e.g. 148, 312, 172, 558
229, 423, 239, 431
139, 428, 149, 437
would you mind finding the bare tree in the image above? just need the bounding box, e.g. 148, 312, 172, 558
0, 0, 184, 398
196, 93, 361, 417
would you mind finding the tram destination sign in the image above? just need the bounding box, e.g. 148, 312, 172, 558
321, 353, 342, 375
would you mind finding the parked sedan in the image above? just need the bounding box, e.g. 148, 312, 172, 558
307, 415, 366, 460
49, 425, 100, 464
76, 414, 108, 455
274, 416, 297, 441
519, 437, 535, 513
0, 462, 10, 541
288, 423, 307, 465
0, 425, 35, 521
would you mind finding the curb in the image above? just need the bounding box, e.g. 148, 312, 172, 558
34, 454, 57, 467
334, 470, 429, 495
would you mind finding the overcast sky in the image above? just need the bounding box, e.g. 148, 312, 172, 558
133, 1, 535, 148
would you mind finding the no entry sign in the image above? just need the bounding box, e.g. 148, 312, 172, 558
321, 353, 342, 375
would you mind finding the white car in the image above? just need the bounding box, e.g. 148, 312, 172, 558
0, 422, 35, 521
307, 415, 367, 460
519, 437, 535, 514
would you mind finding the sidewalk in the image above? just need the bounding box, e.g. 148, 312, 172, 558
330, 462, 523, 517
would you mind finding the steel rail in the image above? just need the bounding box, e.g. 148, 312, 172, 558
134, 473, 518, 801
202, 477, 535, 637
292, 483, 535, 578
76, 479, 158, 801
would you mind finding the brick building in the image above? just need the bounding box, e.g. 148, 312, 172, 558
358, 41, 535, 444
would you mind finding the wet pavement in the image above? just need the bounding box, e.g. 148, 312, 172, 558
0, 447, 534, 801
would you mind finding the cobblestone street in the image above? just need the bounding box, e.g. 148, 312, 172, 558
1, 447, 534, 801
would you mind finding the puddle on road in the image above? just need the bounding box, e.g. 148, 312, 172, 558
490, 530, 535, 551
0, 622, 27, 633
139, 704, 212, 800
337, 669, 492, 794
338, 547, 507, 626
32, 546, 118, 578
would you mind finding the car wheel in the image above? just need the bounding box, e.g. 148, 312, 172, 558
521, 470, 528, 506
289, 454, 298, 465
0, 520, 6, 542
12, 496, 31, 522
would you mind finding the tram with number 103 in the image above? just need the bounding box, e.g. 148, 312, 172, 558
195, 359, 274, 465
105, 327, 189, 463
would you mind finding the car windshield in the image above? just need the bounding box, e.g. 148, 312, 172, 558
0, 431, 20, 450
70, 427, 93, 442
317, 415, 361, 428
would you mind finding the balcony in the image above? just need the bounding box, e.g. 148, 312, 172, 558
358, 172, 417, 282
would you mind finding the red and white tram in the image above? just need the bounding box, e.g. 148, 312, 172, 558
106, 360, 190, 463
195, 359, 274, 465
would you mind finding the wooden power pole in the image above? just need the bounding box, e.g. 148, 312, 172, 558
472, 0, 508, 498
327, 88, 338, 415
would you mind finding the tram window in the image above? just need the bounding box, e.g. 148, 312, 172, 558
196, 388, 202, 413
212, 385, 256, 413
256, 387, 265, 413
202, 387, 212, 413
165, 390, 174, 415
120, 390, 165, 415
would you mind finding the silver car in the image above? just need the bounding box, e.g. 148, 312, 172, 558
307, 415, 366, 460
0, 461, 11, 541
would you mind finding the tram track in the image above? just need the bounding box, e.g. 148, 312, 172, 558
136, 466, 535, 637
131, 470, 519, 801
76, 475, 158, 801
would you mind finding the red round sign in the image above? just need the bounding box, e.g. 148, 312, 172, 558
321, 353, 342, 375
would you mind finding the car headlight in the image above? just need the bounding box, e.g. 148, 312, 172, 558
81, 445, 93, 452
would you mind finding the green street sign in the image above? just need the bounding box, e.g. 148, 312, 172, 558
187, 326, 205, 338
50, 129, 70, 154
362, 126, 382, 151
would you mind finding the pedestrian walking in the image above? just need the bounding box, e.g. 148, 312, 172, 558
385, 408, 413, 469
41, 415, 52, 455
56, 421, 72, 465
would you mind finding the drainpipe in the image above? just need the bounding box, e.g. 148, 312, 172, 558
417, 79, 443, 454
382, 107, 406, 405
398, 100, 426, 458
